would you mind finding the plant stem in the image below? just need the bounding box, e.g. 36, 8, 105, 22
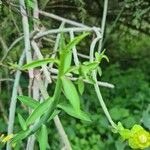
93, 71, 116, 128
90, 30, 116, 129
39, 10, 88, 27
33, 27, 101, 39
31, 40, 52, 83
98, 0, 108, 52
70, 31, 80, 66
24, 45, 71, 149
6, 51, 25, 150
51, 75, 114, 88
19, 0, 33, 78
35, 74, 72, 150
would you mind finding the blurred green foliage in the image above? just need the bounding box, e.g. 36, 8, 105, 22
0, 0, 150, 149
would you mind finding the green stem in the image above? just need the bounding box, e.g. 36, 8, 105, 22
28, 51, 65, 135
93, 71, 116, 129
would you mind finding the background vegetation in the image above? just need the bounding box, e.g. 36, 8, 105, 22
0, 0, 150, 149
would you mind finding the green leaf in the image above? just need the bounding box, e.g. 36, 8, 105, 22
61, 32, 89, 73
85, 75, 96, 84
61, 76, 80, 112
58, 103, 91, 122
39, 125, 48, 150
59, 32, 66, 52
22, 58, 59, 70
65, 66, 79, 75
81, 62, 99, 74
48, 109, 61, 122
11, 130, 30, 144
18, 114, 27, 131
17, 96, 39, 109
77, 79, 85, 95
26, 97, 54, 125
97, 67, 102, 76
63, 50, 72, 72
95, 50, 109, 63
65, 32, 89, 53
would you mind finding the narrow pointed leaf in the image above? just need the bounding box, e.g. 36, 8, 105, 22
61, 76, 80, 111
65, 32, 90, 53
65, 66, 79, 74
18, 113, 27, 131
81, 62, 99, 74
58, 103, 91, 122
26, 97, 54, 125
48, 109, 61, 122
77, 79, 85, 95
59, 32, 66, 52
39, 125, 48, 150
22, 58, 59, 70
17, 96, 40, 109
11, 130, 30, 144
63, 51, 72, 72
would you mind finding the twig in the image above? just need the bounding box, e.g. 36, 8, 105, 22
6, 51, 25, 150
77, 53, 90, 59
26, 77, 40, 150
33, 0, 39, 30
9, 6, 21, 34
90, 30, 116, 128
0, 35, 12, 63
34, 27, 101, 39
31, 40, 52, 83
46, 22, 64, 86
35, 74, 72, 150
19, 0, 33, 78
54, 116, 72, 150
0, 35, 8, 51
102, 4, 125, 48
39, 10, 88, 28
51, 75, 114, 88
1, 30, 38, 63
98, 0, 108, 52
26, 1, 40, 149
0, 78, 14, 82
0, 36, 23, 63
69, 30, 80, 66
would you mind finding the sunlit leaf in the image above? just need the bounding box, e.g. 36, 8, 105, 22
48, 109, 61, 122
11, 130, 30, 144
58, 103, 91, 122
17, 96, 39, 109
65, 66, 79, 74
63, 50, 72, 72
59, 32, 66, 52
95, 50, 109, 63
61, 76, 80, 112
18, 113, 27, 131
97, 67, 102, 76
81, 62, 99, 74
77, 79, 85, 95
22, 58, 59, 70
26, 97, 54, 125
38, 125, 48, 150
65, 32, 90, 53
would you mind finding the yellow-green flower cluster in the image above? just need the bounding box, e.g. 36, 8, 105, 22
0, 134, 13, 143
117, 122, 150, 149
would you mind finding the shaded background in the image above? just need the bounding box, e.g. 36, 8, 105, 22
0, 0, 150, 149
